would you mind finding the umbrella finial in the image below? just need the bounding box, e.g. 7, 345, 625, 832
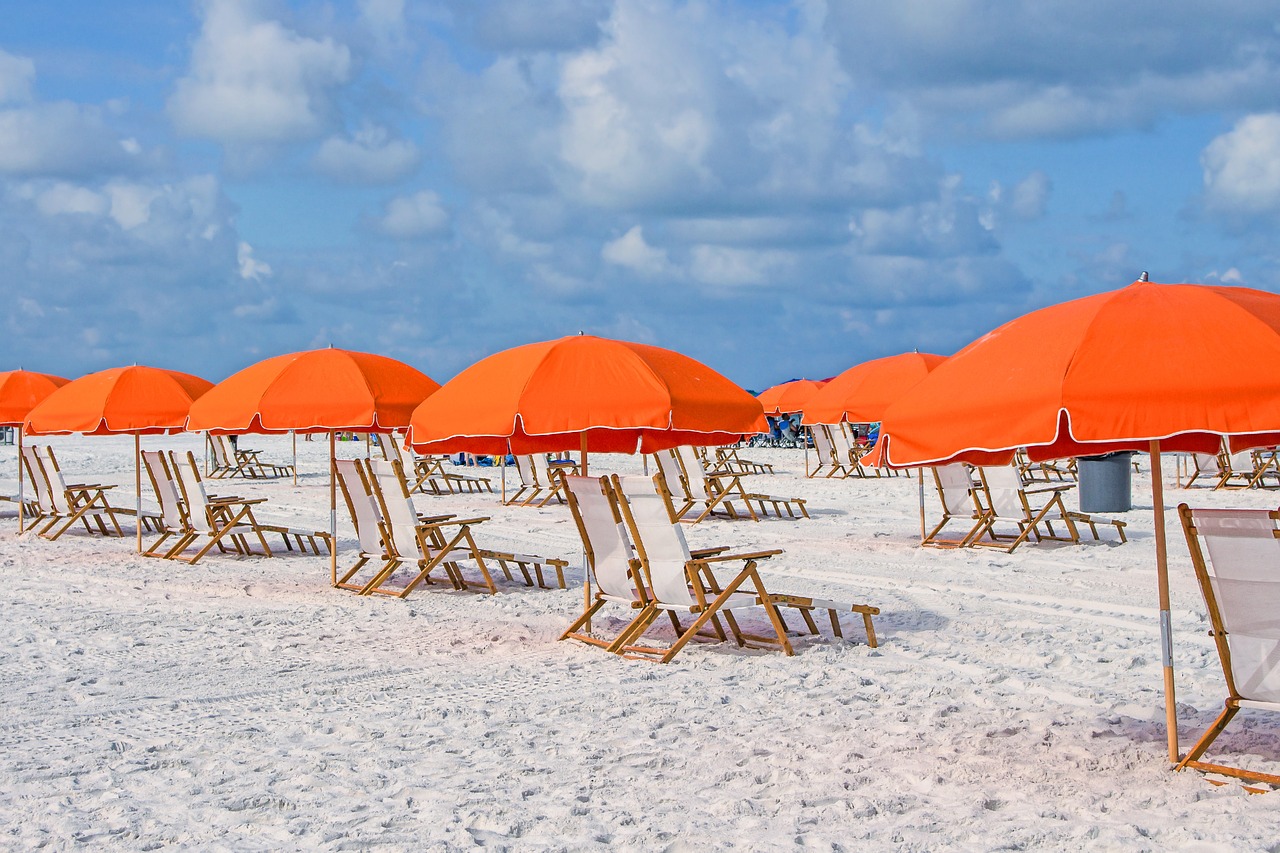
578, 330, 584, 336
1139, 271, 1149, 282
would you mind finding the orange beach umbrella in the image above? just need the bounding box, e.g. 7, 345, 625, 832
756, 379, 827, 417
186, 348, 441, 586
0, 369, 70, 532
406, 335, 768, 458
876, 279, 1280, 767
185, 348, 440, 434
24, 365, 213, 550
802, 352, 946, 426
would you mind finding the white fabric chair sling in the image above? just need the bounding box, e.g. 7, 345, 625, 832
34, 446, 122, 540
675, 445, 757, 523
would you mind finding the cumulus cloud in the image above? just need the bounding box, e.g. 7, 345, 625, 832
455, 0, 610, 52
825, 1, 1280, 140
237, 241, 272, 280
1202, 113, 1280, 216
0, 102, 136, 176
358, 0, 408, 53
0, 50, 34, 105
168, 0, 352, 144
689, 245, 792, 288
378, 190, 450, 238
313, 126, 420, 183
601, 225, 670, 276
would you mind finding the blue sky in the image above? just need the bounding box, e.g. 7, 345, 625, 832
2, 0, 1278, 390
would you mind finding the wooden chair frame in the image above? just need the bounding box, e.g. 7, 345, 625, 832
1177, 504, 1280, 788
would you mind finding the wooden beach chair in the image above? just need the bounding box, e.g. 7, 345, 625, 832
141, 449, 197, 558
970, 464, 1080, 552
334, 458, 394, 592
27, 445, 123, 540
677, 446, 807, 521
559, 474, 654, 650
608, 473, 791, 662
652, 449, 698, 521
170, 451, 273, 563
811, 425, 853, 479
1177, 505, 1280, 787
922, 463, 988, 549
528, 454, 568, 506
363, 458, 496, 596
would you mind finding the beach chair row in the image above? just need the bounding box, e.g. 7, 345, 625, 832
1186, 441, 1280, 490
207, 434, 294, 479
923, 462, 1126, 552
142, 449, 330, 563
559, 472, 877, 663
334, 456, 567, 597
650, 446, 807, 523
809, 423, 901, 479
375, 432, 494, 496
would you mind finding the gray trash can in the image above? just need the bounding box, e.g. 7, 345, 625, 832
1077, 452, 1132, 513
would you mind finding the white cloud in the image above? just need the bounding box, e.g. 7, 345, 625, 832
378, 191, 450, 238
168, 0, 352, 144
358, 0, 407, 52
689, 245, 791, 288
557, 1, 717, 207
601, 225, 670, 276
0, 102, 134, 176
0, 50, 34, 105
237, 241, 272, 280
1009, 171, 1051, 220
34, 183, 108, 218
105, 182, 161, 230
313, 126, 420, 183
1202, 113, 1280, 216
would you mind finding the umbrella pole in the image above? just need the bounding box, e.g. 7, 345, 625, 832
16, 428, 23, 534
1150, 440, 1178, 764
580, 432, 588, 477
135, 434, 142, 553
292, 430, 297, 487
330, 431, 338, 587
918, 467, 926, 543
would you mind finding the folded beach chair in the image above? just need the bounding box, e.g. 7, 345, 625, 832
169, 451, 273, 563
677, 445, 807, 521
559, 474, 654, 649
25, 445, 123, 540
1177, 505, 1280, 787
922, 463, 988, 549
970, 465, 1080, 552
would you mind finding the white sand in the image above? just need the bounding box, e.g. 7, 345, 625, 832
1, 434, 1277, 849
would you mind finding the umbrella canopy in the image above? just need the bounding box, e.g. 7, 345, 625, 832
875, 279, 1280, 769
802, 352, 947, 426
405, 335, 768, 455
24, 366, 212, 436
756, 379, 827, 417
185, 348, 440, 434
878, 281, 1280, 467
0, 370, 71, 427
